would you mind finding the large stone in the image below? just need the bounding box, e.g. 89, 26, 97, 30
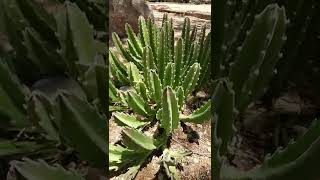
109, 0, 153, 38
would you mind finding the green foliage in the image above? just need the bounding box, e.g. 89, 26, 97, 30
0, 70, 108, 169
0, 141, 56, 158
0, 0, 107, 107
272, 0, 319, 94
56, 0, 106, 31
110, 14, 211, 89
213, 80, 320, 179
212, 2, 287, 113
0, 0, 107, 178
212, 2, 320, 179
0, 0, 106, 88
0, 60, 29, 127
109, 128, 157, 179
11, 158, 85, 180
109, 15, 211, 179
160, 148, 192, 180
57, 92, 107, 168
109, 16, 211, 125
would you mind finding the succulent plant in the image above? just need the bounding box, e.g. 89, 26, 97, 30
159, 148, 192, 179
212, 78, 320, 180
0, 0, 107, 179
0, 0, 107, 82
10, 158, 87, 180
212, 1, 287, 113
56, 0, 107, 32
110, 14, 211, 89
109, 15, 211, 179
272, 0, 319, 94
212, 1, 320, 179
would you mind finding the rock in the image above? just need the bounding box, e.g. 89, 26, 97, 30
0, 33, 12, 53
150, 2, 211, 20
109, 0, 154, 38
196, 91, 207, 98
273, 93, 302, 114
292, 125, 308, 136
86, 167, 107, 180
193, 158, 199, 163
149, 2, 211, 39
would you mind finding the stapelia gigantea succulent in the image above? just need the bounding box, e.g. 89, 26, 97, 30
212, 79, 320, 180
212, 1, 287, 113
110, 14, 211, 89
109, 15, 211, 179
0, 0, 107, 178
212, 2, 320, 179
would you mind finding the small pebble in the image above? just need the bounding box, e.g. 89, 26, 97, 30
196, 91, 207, 98
180, 134, 188, 140
194, 158, 199, 164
